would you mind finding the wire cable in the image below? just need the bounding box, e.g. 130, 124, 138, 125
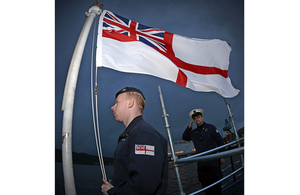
90, 15, 107, 180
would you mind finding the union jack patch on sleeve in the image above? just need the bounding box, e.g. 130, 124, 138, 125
135, 144, 155, 156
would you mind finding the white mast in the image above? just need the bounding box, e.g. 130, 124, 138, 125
61, 2, 103, 194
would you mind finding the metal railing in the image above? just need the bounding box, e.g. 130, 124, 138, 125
176, 138, 244, 163
174, 140, 244, 195
169, 140, 244, 195
189, 166, 243, 195
176, 146, 244, 164
158, 86, 244, 195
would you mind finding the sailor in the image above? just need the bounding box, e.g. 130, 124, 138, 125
182, 109, 225, 195
101, 87, 168, 195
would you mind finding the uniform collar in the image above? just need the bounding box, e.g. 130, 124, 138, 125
196, 122, 206, 130
119, 115, 143, 139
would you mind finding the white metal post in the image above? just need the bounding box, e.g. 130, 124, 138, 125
224, 98, 244, 165
224, 98, 239, 141
158, 86, 186, 195
61, 2, 103, 195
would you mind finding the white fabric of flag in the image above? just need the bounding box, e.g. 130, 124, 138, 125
96, 10, 239, 98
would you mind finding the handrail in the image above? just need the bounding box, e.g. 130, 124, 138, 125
176, 147, 244, 164
177, 138, 244, 162
176, 145, 244, 195
188, 166, 244, 195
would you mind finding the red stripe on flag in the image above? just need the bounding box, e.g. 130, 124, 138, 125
172, 56, 229, 78
164, 32, 229, 78
103, 30, 135, 42
129, 20, 138, 40
176, 69, 188, 87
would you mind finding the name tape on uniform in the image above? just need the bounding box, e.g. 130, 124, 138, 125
135, 144, 155, 156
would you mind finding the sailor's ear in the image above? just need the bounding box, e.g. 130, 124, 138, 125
128, 98, 134, 108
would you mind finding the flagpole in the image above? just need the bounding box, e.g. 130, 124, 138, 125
61, 2, 103, 195
158, 86, 186, 195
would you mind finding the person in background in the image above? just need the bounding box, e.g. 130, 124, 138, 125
226, 130, 233, 143
101, 87, 168, 195
182, 109, 225, 195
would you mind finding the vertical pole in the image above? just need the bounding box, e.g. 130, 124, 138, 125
223, 98, 239, 141
223, 98, 244, 165
158, 86, 186, 195
61, 2, 103, 195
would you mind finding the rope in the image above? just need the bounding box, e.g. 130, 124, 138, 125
90, 16, 107, 180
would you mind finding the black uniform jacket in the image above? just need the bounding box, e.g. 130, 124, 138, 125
182, 122, 224, 167
108, 116, 168, 195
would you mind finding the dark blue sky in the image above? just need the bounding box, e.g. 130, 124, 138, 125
55, 0, 244, 157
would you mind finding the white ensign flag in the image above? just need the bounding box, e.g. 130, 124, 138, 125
96, 10, 239, 98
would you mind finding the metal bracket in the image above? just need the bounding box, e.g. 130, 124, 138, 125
95, 84, 98, 95
162, 113, 169, 118
85, 1, 103, 17
62, 133, 70, 144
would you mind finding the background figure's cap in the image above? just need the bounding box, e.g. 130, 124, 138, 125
189, 109, 204, 118
115, 87, 146, 100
